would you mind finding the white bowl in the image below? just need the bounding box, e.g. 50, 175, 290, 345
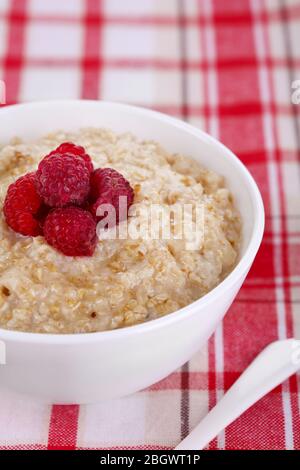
0, 101, 264, 403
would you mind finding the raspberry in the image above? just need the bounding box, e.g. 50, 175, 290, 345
49, 142, 94, 174
3, 172, 43, 236
35, 153, 90, 208
89, 168, 134, 224
44, 206, 97, 257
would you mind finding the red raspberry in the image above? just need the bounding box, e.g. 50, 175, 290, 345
89, 168, 134, 224
49, 142, 94, 174
44, 206, 97, 257
35, 153, 90, 208
3, 172, 43, 236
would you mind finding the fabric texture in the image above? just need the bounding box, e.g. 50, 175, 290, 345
0, 0, 300, 450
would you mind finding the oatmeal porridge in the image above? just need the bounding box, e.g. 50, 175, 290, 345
0, 128, 241, 333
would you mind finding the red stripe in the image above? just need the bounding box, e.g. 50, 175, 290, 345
243, 282, 300, 289
0, 444, 47, 450
260, 0, 299, 449
250, 0, 300, 450
81, 0, 103, 99
148, 368, 299, 391
3, 56, 300, 70
0, 5, 300, 25
148, 371, 208, 391
47, 405, 79, 450
260, 0, 300, 449
212, 0, 286, 450
197, 0, 219, 450
2, 95, 298, 119
2, 0, 27, 103
278, 1, 300, 450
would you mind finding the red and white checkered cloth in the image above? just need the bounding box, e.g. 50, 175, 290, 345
0, 0, 299, 451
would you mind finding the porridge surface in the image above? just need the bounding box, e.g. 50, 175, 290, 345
0, 128, 241, 333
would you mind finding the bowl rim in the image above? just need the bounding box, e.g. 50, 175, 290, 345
0, 100, 265, 344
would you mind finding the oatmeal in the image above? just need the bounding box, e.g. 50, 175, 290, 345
0, 128, 241, 333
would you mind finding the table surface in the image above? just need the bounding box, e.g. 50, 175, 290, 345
0, 0, 299, 450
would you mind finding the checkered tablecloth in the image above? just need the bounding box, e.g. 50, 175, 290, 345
0, 0, 300, 451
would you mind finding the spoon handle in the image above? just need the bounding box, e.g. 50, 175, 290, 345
175, 338, 300, 450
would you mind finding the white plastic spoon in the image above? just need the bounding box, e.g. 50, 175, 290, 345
175, 338, 300, 450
